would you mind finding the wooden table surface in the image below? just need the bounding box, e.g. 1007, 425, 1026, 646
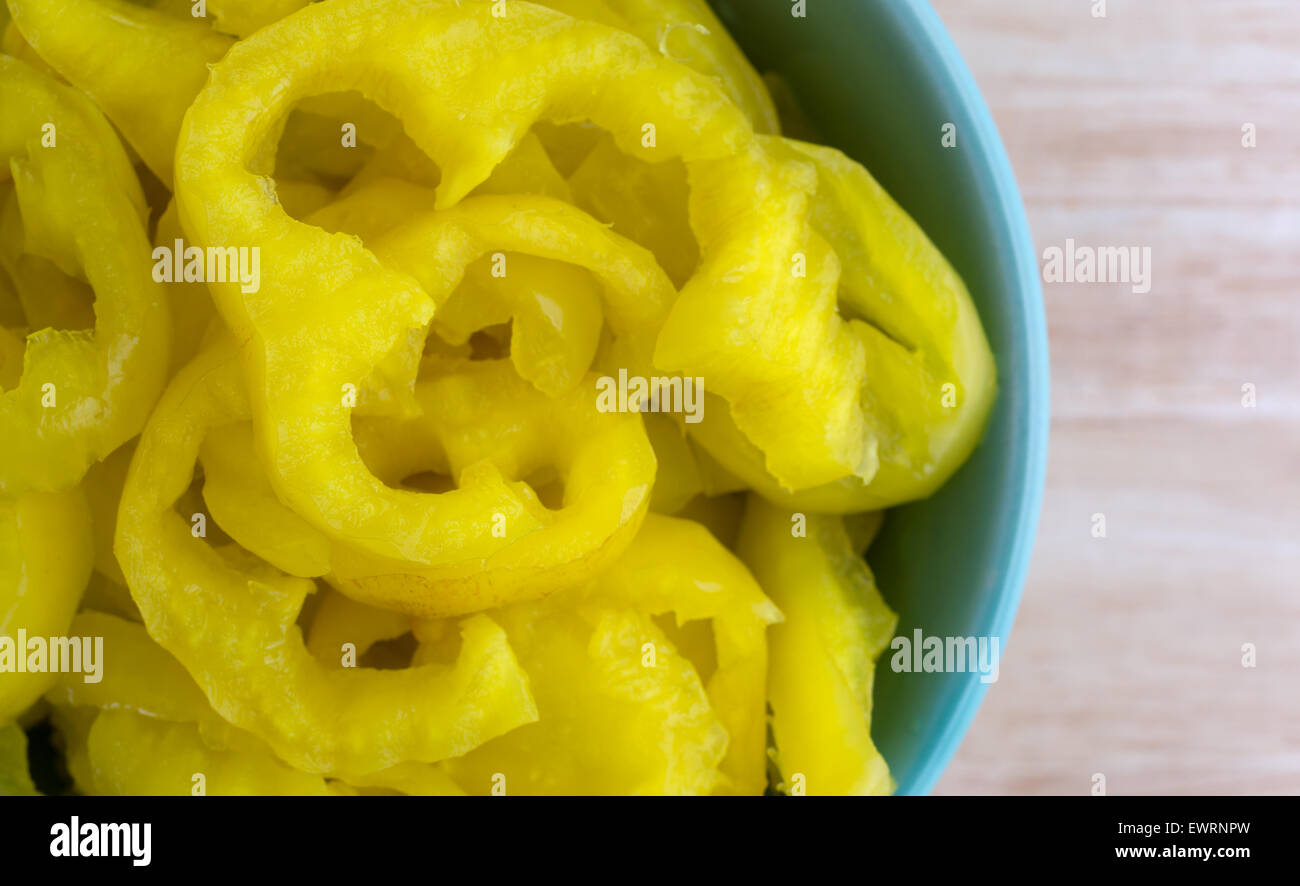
926, 0, 1300, 795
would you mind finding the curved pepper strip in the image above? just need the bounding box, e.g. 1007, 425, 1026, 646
0, 720, 38, 795
787, 139, 998, 505
737, 496, 897, 796
200, 423, 332, 579
314, 182, 651, 401
688, 141, 997, 511
644, 412, 705, 514
323, 184, 606, 399
655, 137, 879, 491
568, 133, 699, 288
580, 513, 781, 795
0, 57, 169, 498
468, 130, 573, 203
536, 0, 779, 134
203, 0, 309, 38
9, 1, 374, 187
305, 588, 409, 666
47, 611, 252, 751
0, 487, 93, 721
152, 199, 218, 374
334, 358, 655, 618
373, 193, 671, 391
439, 601, 727, 795
84, 710, 345, 796
226, 181, 666, 592
1, 16, 53, 76
8, 0, 232, 185
433, 252, 604, 396
0, 190, 96, 333
50, 611, 460, 795
115, 340, 538, 775
44, 613, 330, 796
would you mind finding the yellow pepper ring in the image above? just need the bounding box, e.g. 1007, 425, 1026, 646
0, 57, 169, 498
115, 340, 539, 775
367, 191, 675, 383
582, 513, 783, 795
0, 486, 94, 721
7, 0, 234, 186
333, 358, 656, 618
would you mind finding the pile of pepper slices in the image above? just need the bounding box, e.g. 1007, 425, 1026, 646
0, 0, 996, 795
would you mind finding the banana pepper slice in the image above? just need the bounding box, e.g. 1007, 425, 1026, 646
115, 341, 538, 775
81, 710, 346, 796
373, 192, 672, 389
439, 601, 727, 795
656, 137, 876, 491
582, 513, 781, 794
49, 611, 462, 795
43, 613, 342, 795
0, 57, 169, 497
684, 139, 997, 511
536, 0, 779, 134
336, 358, 654, 617
8, 0, 232, 185
737, 496, 897, 795
0, 486, 93, 721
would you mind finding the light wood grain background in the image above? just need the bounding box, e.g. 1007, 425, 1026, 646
926, 0, 1300, 795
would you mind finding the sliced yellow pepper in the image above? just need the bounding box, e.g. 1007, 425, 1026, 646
441, 602, 727, 795
304, 588, 410, 667
656, 138, 876, 491
334, 358, 654, 617
199, 422, 332, 579
0, 189, 96, 333
568, 133, 699, 288
0, 56, 169, 497
582, 513, 781, 794
537, 0, 780, 134
0, 486, 93, 721
687, 140, 998, 511
82, 710, 342, 796
49, 611, 462, 795
115, 341, 538, 774
204, 0, 310, 39
737, 496, 897, 796
8, 0, 232, 185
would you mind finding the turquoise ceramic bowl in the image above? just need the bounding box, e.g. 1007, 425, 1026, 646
709, 0, 1050, 794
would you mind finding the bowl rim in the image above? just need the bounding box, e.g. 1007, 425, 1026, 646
893, 0, 1051, 796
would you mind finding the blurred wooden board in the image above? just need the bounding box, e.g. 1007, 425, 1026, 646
927, 0, 1300, 795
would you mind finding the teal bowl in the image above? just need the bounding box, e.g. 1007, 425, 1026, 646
709, 0, 1050, 794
